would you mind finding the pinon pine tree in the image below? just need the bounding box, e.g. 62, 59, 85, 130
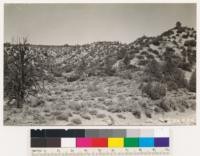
4, 38, 41, 108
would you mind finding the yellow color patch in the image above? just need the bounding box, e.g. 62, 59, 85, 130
108, 138, 124, 147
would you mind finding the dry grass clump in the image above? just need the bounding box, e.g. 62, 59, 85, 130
71, 118, 82, 125
117, 114, 126, 119
142, 82, 166, 100
96, 113, 106, 118
80, 114, 91, 120
87, 81, 98, 92
89, 109, 98, 115
56, 114, 69, 121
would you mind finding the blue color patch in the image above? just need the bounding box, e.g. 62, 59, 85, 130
139, 137, 154, 147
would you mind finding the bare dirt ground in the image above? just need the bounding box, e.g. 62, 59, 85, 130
4, 73, 196, 126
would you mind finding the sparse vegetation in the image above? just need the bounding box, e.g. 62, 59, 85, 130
4, 22, 196, 125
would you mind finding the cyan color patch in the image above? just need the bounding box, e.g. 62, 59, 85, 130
139, 137, 154, 147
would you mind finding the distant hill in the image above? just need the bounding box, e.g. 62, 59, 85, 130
4, 22, 196, 81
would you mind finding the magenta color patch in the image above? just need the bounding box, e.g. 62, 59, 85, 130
76, 138, 92, 147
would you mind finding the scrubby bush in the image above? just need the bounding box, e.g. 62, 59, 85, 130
118, 70, 132, 79
178, 62, 192, 71
166, 81, 178, 91
117, 47, 127, 59
152, 39, 160, 46
145, 59, 162, 81
184, 40, 196, 47
138, 60, 148, 66
182, 34, 189, 39
176, 21, 182, 28
136, 55, 144, 60
177, 27, 185, 33
142, 82, 166, 100
162, 47, 188, 88
103, 56, 116, 76
123, 54, 130, 66
188, 49, 196, 65
52, 69, 62, 77
161, 30, 174, 36
67, 74, 80, 82
152, 49, 159, 55
71, 118, 82, 125
189, 70, 196, 92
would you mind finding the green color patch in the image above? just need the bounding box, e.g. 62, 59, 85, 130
124, 138, 139, 147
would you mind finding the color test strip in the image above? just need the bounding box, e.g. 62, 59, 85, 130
76, 138, 93, 147
124, 138, 139, 147
31, 129, 170, 148
92, 138, 108, 147
61, 138, 76, 147
46, 138, 61, 147
108, 138, 124, 148
139, 138, 154, 147
154, 138, 169, 147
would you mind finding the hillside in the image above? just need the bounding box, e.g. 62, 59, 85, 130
4, 22, 196, 125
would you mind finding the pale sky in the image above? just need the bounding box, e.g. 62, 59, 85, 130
4, 3, 196, 45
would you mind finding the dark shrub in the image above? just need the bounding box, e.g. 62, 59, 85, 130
146, 59, 162, 80
188, 49, 196, 64
117, 48, 127, 59
64, 65, 73, 73
177, 27, 185, 33
152, 39, 160, 46
176, 21, 182, 28
184, 40, 196, 47
67, 74, 80, 82
147, 54, 155, 60
189, 70, 196, 92
138, 60, 148, 66
178, 62, 192, 71
132, 110, 141, 119
136, 55, 144, 60
152, 50, 159, 55
53, 69, 62, 77
182, 34, 189, 39
167, 81, 178, 91
141, 51, 148, 56
161, 30, 174, 36
118, 70, 132, 79
173, 68, 188, 88
103, 56, 116, 76
123, 54, 130, 66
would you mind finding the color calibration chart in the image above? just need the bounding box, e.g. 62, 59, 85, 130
31, 129, 170, 156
